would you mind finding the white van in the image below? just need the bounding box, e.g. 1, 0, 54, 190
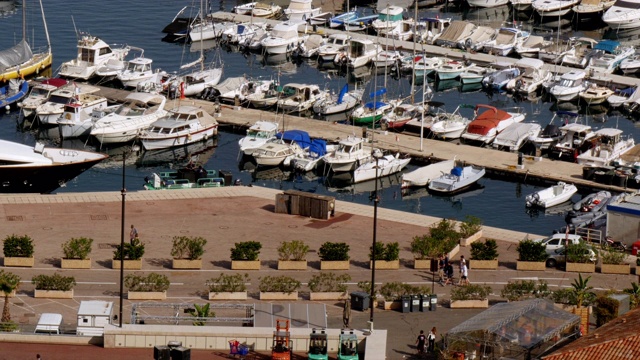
534, 233, 584, 255
35, 313, 63, 334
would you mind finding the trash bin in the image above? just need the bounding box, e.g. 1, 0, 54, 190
429, 294, 437, 311
350, 291, 370, 312
411, 295, 420, 312
401, 295, 411, 313
419, 294, 429, 312
632, 240, 640, 256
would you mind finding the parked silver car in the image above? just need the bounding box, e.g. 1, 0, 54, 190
545, 246, 597, 268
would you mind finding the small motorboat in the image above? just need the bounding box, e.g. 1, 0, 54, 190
58, 34, 130, 80
481, 64, 520, 91
549, 123, 596, 160
353, 153, 411, 183
329, 10, 358, 29
144, 167, 229, 190
436, 59, 473, 81
506, 58, 551, 94
371, 5, 404, 34
579, 83, 614, 105
620, 53, 640, 75
0, 79, 28, 109
380, 103, 421, 130
322, 135, 372, 172
372, 50, 403, 68
492, 122, 542, 152
276, 83, 328, 114
238, 121, 279, 155
291, 139, 335, 172
116, 56, 166, 89
550, 70, 588, 102
565, 191, 614, 229
458, 65, 489, 84
233, 2, 257, 15
251, 130, 310, 167
528, 111, 573, 151
308, 12, 333, 26
18, 78, 69, 118
607, 86, 640, 108
430, 105, 472, 140
460, 104, 526, 146
515, 35, 552, 58
251, 2, 282, 18
525, 182, 578, 208
428, 162, 486, 194
294, 34, 324, 58
317, 33, 351, 62
482, 27, 530, 56
576, 128, 635, 166
415, 17, 452, 44
585, 40, 635, 74
401, 159, 455, 188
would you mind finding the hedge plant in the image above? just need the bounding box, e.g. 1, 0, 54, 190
32, 273, 76, 291
258, 275, 301, 294
3, 234, 34, 258
566, 242, 594, 263
470, 239, 499, 261
206, 273, 248, 293
125, 273, 170, 292
598, 247, 627, 265
171, 236, 207, 260
516, 239, 548, 262
308, 272, 350, 293
594, 295, 619, 327
318, 242, 350, 261
450, 284, 492, 301
62, 237, 93, 260
277, 240, 309, 261
411, 219, 461, 259
500, 280, 550, 302
379, 282, 431, 301
113, 238, 145, 260
459, 215, 482, 238
369, 242, 400, 261
230, 241, 262, 261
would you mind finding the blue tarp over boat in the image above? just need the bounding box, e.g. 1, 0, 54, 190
594, 40, 620, 53
451, 167, 463, 176
276, 130, 312, 149
364, 101, 387, 110
308, 139, 327, 158
369, 88, 387, 99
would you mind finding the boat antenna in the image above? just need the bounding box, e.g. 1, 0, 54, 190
71, 14, 79, 42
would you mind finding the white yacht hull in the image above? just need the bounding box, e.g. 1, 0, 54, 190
141, 128, 216, 151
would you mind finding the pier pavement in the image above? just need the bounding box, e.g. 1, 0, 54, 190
0, 186, 637, 359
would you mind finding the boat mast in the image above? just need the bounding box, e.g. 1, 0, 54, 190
21, 0, 26, 41
39, 0, 51, 52
410, 0, 417, 105
199, 0, 204, 72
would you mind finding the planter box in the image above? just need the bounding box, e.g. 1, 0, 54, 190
259, 291, 298, 301
172, 259, 202, 269
601, 263, 630, 275
380, 300, 402, 310
278, 260, 307, 270
208, 291, 248, 300
450, 299, 489, 309
516, 261, 546, 271
310, 292, 348, 301
3, 257, 34, 267
460, 230, 483, 247
128, 291, 166, 300
232, 260, 260, 270
414, 259, 433, 269
320, 260, 350, 270
34, 289, 74, 299
61, 258, 91, 269
469, 259, 498, 270
369, 260, 400, 270
566, 262, 596, 273
111, 259, 142, 270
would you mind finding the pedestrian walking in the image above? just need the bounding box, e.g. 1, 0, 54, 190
443, 263, 454, 286
416, 330, 426, 355
437, 254, 445, 285
428, 327, 437, 353
459, 261, 469, 286
129, 224, 138, 243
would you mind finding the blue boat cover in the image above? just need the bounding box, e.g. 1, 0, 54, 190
277, 130, 312, 148
308, 139, 327, 158
364, 101, 387, 110
614, 87, 635, 95
337, 84, 348, 105
451, 167, 462, 176
369, 88, 387, 99
594, 40, 620, 53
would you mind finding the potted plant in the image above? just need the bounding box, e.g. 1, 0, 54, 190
318, 242, 350, 270
32, 273, 76, 299
565, 242, 596, 273
308, 272, 350, 301
449, 284, 492, 308
61, 237, 93, 269
598, 247, 629, 274
258, 275, 301, 300
459, 215, 483, 246
125, 273, 170, 300
112, 238, 145, 270
0, 270, 21, 330
171, 236, 207, 269
500, 280, 550, 302
207, 273, 248, 300
277, 240, 309, 270
469, 238, 499, 269
516, 238, 548, 271
230, 241, 261, 270
3, 234, 35, 267
410, 220, 460, 269
369, 242, 400, 270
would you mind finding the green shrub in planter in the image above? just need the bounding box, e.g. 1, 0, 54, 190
171, 236, 207, 260
32, 273, 76, 291
3, 234, 34, 258
206, 273, 248, 293
113, 238, 145, 260
318, 242, 350, 261
470, 239, 499, 260
450, 284, 492, 301
459, 215, 482, 238
308, 272, 350, 293
410, 235, 442, 260
357, 281, 376, 296
594, 295, 619, 327
516, 239, 547, 262
379, 282, 432, 301
566, 242, 595, 263
500, 280, 551, 302
277, 240, 309, 261
124, 273, 170, 292
598, 247, 626, 265
369, 242, 399, 261
551, 274, 596, 307
258, 275, 301, 294
429, 218, 461, 241
62, 237, 93, 260
230, 241, 262, 261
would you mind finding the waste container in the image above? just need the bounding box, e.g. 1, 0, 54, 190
401, 295, 411, 313
429, 294, 437, 311
411, 295, 420, 312
632, 240, 640, 256
350, 292, 370, 311
419, 294, 429, 312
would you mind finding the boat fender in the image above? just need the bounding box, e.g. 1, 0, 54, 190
187, 134, 192, 141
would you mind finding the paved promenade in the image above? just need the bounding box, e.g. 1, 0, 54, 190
0, 186, 637, 360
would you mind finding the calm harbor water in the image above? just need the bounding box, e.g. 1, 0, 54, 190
1, 0, 639, 236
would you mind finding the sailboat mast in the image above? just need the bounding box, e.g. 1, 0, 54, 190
39, 0, 51, 51
22, 0, 26, 40
199, 0, 204, 72
411, 0, 417, 104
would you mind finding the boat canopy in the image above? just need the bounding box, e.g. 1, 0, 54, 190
364, 101, 387, 110
276, 130, 312, 148
467, 106, 511, 135
437, 21, 476, 43
613, 0, 640, 9
594, 40, 620, 53
614, 87, 636, 96
308, 139, 328, 158
0, 39, 33, 72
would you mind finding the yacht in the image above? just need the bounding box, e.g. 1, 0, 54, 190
317, 33, 351, 62
238, 121, 279, 155
335, 39, 379, 68
371, 6, 404, 34
532, 0, 581, 17
576, 128, 635, 166
550, 70, 588, 102
461, 105, 526, 145
251, 2, 282, 18
276, 83, 328, 113
261, 21, 307, 55
116, 57, 166, 88
506, 58, 551, 94
584, 40, 634, 74
353, 153, 411, 184
91, 92, 168, 144
549, 123, 596, 160
482, 28, 530, 56
18, 78, 68, 119
58, 34, 130, 80
322, 136, 372, 172
284, 0, 320, 21
603, 0, 640, 29
139, 106, 219, 151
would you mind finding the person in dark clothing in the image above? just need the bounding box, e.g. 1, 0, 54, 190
428, 327, 437, 353
443, 263, 455, 285
416, 330, 426, 354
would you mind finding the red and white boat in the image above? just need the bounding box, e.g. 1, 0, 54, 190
460, 105, 525, 146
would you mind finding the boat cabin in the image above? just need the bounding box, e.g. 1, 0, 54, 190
125, 57, 153, 73
280, 83, 321, 102
336, 136, 364, 156
327, 33, 351, 46
76, 35, 115, 65
557, 70, 586, 88
376, 5, 403, 22
348, 39, 375, 58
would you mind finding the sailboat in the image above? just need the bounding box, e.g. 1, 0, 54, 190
0, 0, 52, 81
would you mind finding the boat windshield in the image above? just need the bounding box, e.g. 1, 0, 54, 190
48, 95, 71, 104
558, 79, 577, 87
115, 100, 148, 116
30, 88, 50, 97
246, 129, 271, 138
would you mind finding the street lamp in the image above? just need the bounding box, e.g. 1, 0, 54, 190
119, 152, 127, 327
369, 149, 383, 332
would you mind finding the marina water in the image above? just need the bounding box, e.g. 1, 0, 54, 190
1, 0, 639, 236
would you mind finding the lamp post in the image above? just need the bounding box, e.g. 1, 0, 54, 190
119, 152, 126, 328
369, 149, 382, 332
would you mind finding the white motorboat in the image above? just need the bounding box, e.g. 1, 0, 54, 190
295, 34, 325, 58
435, 20, 476, 48
620, 53, 640, 75
189, 21, 231, 42
139, 106, 219, 151
573, 0, 616, 15
276, 83, 328, 113
430, 105, 472, 140
308, 12, 333, 26
549, 123, 596, 160
506, 58, 551, 94
585, 40, 634, 74
252, 130, 311, 167
238, 121, 279, 155
538, 36, 573, 64
95, 46, 145, 79
561, 37, 598, 68
353, 153, 411, 183
461, 105, 526, 145
371, 5, 404, 34
312, 84, 362, 117
215, 77, 274, 105
415, 17, 452, 44
532, 0, 581, 17
91, 92, 168, 144
329, 10, 358, 29
372, 50, 403, 68
436, 59, 473, 80
492, 123, 542, 151
18, 78, 68, 119
221, 23, 264, 45
459, 65, 489, 84
343, 15, 378, 32
462, 26, 496, 51
481, 63, 520, 91
576, 128, 635, 166
317, 33, 351, 62
483, 27, 530, 56
245, 82, 282, 109
284, 0, 320, 21
399, 55, 445, 78
511, 0, 534, 11
387, 20, 415, 42
58, 34, 130, 80
251, 2, 282, 18
528, 111, 575, 151
335, 38, 379, 68
428, 163, 486, 194
401, 159, 455, 188
515, 35, 553, 58
603, 0, 640, 29
35, 84, 102, 125
525, 182, 578, 208
607, 86, 640, 108
116, 57, 166, 88
233, 2, 257, 14
322, 135, 372, 172
261, 21, 307, 55
579, 83, 615, 105
57, 98, 111, 139
468, 0, 510, 7
550, 70, 588, 102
